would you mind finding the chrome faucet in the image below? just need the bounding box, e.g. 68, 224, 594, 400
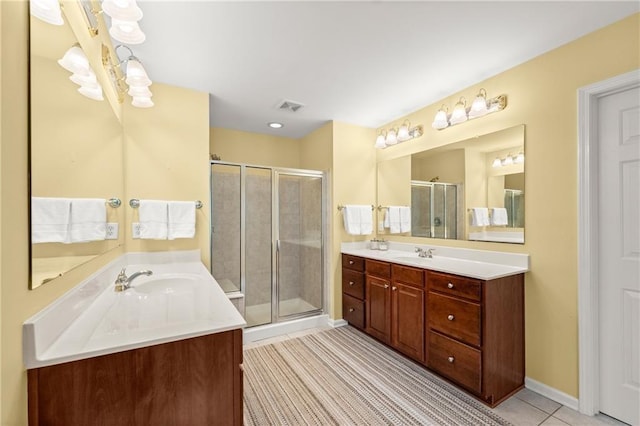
114, 267, 153, 292
415, 247, 434, 258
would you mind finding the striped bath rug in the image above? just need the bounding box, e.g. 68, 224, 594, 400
243, 326, 513, 425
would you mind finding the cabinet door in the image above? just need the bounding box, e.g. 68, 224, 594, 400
392, 283, 425, 363
366, 276, 391, 343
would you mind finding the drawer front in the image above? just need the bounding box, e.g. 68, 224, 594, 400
428, 331, 481, 394
392, 264, 424, 288
428, 271, 481, 302
342, 269, 365, 299
343, 294, 365, 329
428, 292, 481, 347
366, 259, 391, 279
342, 254, 364, 272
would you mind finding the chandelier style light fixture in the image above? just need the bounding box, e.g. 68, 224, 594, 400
375, 120, 424, 149
432, 88, 507, 130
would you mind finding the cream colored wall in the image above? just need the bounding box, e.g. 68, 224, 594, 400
210, 127, 300, 168
374, 14, 640, 398
0, 0, 4, 421
124, 83, 211, 268
411, 150, 465, 184
299, 122, 333, 172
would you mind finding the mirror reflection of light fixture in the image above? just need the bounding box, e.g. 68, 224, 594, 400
492, 157, 502, 168
501, 154, 514, 166
432, 88, 508, 130
492, 151, 524, 168
58, 44, 104, 101
374, 122, 424, 149
514, 151, 525, 164
29, 0, 64, 26
102, 0, 146, 45
104, 44, 154, 108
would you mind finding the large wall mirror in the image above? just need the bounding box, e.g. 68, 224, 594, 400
377, 124, 525, 244
30, 12, 124, 289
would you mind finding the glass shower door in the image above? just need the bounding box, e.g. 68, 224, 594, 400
275, 171, 324, 319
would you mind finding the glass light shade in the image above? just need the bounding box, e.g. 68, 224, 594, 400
69, 71, 98, 87
501, 155, 514, 166
128, 86, 153, 97
431, 109, 449, 130
449, 102, 468, 125
132, 96, 154, 108
492, 157, 502, 168
102, 0, 143, 21
30, 0, 64, 25
514, 152, 525, 164
58, 46, 91, 76
397, 124, 410, 142
109, 19, 146, 44
385, 129, 398, 146
125, 59, 152, 86
375, 133, 386, 149
78, 86, 104, 101
468, 94, 488, 119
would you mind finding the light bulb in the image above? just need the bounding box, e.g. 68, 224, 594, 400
375, 133, 386, 149
78, 86, 104, 101
492, 157, 502, 168
432, 108, 449, 130
449, 98, 468, 125
102, 0, 143, 21
501, 155, 514, 166
69, 71, 98, 87
110, 19, 146, 44
125, 59, 152, 86
514, 152, 525, 164
385, 129, 398, 146
397, 123, 410, 142
58, 45, 90, 76
30, 0, 64, 25
468, 89, 488, 119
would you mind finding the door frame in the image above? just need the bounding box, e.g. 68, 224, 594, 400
577, 69, 640, 415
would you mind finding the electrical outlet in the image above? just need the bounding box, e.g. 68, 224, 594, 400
132, 222, 141, 239
105, 223, 119, 240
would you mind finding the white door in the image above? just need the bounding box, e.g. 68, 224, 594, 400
598, 85, 640, 426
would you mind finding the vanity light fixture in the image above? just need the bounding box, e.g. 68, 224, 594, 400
29, 0, 64, 26
268, 122, 284, 129
492, 152, 524, 168
491, 157, 502, 168
501, 154, 514, 166
108, 44, 154, 107
431, 88, 507, 130
514, 151, 525, 164
375, 121, 424, 149
102, 0, 146, 45
58, 44, 104, 101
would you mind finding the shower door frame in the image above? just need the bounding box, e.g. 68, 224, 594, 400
210, 161, 327, 326
410, 180, 459, 239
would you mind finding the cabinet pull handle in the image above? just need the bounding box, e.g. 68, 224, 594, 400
392, 286, 397, 291
349, 260, 354, 265
447, 282, 454, 289
448, 356, 455, 363
348, 308, 355, 313
384, 284, 389, 289
349, 281, 354, 286
447, 314, 455, 321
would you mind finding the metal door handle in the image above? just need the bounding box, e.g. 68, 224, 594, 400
392, 286, 397, 291
349, 281, 354, 286
448, 356, 455, 363
384, 284, 389, 289
348, 308, 355, 313
447, 282, 454, 289
447, 314, 455, 321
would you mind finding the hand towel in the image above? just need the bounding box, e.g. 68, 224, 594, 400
31, 197, 71, 243
490, 207, 509, 226
399, 206, 411, 233
383, 207, 391, 228
470, 207, 490, 227
168, 201, 196, 240
387, 206, 401, 234
359, 206, 373, 235
69, 198, 107, 242
139, 200, 168, 240
343, 205, 371, 235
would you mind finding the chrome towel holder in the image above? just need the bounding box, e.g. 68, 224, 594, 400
129, 199, 203, 209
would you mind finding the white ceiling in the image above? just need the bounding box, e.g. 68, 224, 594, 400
132, 1, 639, 138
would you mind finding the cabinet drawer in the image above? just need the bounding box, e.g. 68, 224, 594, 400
342, 269, 365, 299
428, 292, 481, 347
342, 254, 364, 272
428, 331, 481, 394
343, 294, 365, 329
428, 271, 481, 302
392, 264, 424, 288
366, 259, 391, 279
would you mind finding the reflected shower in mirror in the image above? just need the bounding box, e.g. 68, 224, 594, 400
29, 11, 124, 289
377, 124, 525, 244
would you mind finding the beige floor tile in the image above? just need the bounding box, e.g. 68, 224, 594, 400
540, 416, 571, 425
491, 396, 550, 426
553, 407, 628, 426
515, 388, 563, 414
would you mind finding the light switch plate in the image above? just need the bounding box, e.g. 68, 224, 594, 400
132, 222, 141, 239
105, 223, 118, 240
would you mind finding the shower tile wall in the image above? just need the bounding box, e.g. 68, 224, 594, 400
211, 171, 241, 292
245, 172, 272, 307
299, 178, 322, 309
278, 177, 302, 302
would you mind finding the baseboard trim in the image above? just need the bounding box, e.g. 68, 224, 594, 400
525, 377, 579, 411
243, 314, 329, 344
328, 319, 348, 328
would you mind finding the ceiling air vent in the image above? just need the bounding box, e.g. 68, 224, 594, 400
276, 99, 304, 112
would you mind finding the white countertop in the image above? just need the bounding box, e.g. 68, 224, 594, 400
341, 242, 529, 280
23, 250, 246, 369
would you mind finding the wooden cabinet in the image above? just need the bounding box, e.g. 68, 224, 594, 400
28, 329, 243, 426
341, 252, 525, 408
426, 270, 524, 406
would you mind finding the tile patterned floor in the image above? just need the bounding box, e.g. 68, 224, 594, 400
243, 327, 629, 426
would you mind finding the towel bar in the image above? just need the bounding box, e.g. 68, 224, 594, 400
129, 199, 203, 209
337, 204, 374, 211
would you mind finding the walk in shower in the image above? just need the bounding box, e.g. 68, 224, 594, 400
411, 180, 460, 239
210, 162, 325, 328
504, 189, 525, 228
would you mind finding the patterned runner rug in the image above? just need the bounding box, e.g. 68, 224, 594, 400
243, 326, 513, 425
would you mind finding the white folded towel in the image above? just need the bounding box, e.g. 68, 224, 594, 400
399, 206, 411, 233
69, 198, 107, 242
139, 200, 168, 240
343, 205, 372, 235
490, 207, 509, 226
470, 207, 490, 227
31, 197, 71, 243
387, 206, 401, 234
168, 201, 196, 240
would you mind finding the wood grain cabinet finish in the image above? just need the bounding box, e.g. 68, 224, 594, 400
28, 329, 243, 426
391, 264, 425, 363
426, 270, 525, 406
342, 254, 366, 330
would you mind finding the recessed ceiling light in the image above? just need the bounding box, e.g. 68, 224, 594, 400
268, 122, 283, 129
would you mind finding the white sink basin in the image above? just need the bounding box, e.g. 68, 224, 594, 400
132, 274, 201, 294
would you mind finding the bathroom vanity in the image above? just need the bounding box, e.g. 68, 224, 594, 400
23, 250, 246, 426
341, 242, 528, 407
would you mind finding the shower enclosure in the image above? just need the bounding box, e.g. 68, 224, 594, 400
411, 180, 459, 239
210, 162, 325, 328
504, 189, 525, 228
